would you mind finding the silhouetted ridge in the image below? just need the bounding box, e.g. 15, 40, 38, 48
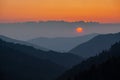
0, 37, 84, 80
0, 39, 64, 80
57, 41, 120, 80
0, 36, 83, 69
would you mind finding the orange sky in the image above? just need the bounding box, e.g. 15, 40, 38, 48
0, 0, 120, 23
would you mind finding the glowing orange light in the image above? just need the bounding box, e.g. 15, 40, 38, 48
76, 27, 83, 33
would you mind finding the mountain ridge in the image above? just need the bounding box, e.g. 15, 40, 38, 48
0, 35, 49, 51
70, 32, 120, 58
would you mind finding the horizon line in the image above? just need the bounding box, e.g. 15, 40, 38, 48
0, 20, 120, 24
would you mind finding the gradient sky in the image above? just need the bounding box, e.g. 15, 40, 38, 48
0, 0, 120, 23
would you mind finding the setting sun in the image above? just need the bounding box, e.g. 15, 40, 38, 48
76, 27, 83, 33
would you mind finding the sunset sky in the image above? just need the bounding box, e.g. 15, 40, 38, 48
0, 0, 120, 23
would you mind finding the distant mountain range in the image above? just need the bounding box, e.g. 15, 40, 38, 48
70, 32, 120, 58
0, 21, 120, 40
57, 40, 120, 80
28, 33, 98, 52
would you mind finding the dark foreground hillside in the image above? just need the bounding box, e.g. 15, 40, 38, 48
57, 41, 120, 80
0, 39, 65, 80
0, 36, 83, 69
59, 57, 120, 80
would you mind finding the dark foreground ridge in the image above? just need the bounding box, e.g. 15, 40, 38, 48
57, 41, 120, 80
0, 38, 83, 80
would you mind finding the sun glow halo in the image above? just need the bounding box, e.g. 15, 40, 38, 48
76, 27, 83, 33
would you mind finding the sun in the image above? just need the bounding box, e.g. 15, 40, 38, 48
76, 27, 83, 33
